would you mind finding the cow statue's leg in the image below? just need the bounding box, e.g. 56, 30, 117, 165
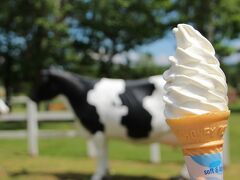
159, 132, 190, 179
180, 164, 190, 179
91, 131, 108, 180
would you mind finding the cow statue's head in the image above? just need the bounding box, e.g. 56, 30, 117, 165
31, 69, 61, 103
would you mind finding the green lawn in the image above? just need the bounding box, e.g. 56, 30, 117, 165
0, 112, 239, 179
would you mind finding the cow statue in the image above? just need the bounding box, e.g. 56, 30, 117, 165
31, 69, 188, 180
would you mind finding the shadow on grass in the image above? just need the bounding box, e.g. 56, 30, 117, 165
9, 169, 184, 180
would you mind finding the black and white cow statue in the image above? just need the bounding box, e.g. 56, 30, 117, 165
31, 69, 188, 180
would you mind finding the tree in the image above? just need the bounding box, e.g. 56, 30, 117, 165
0, 0, 73, 105
0, 0, 174, 102
69, 0, 172, 76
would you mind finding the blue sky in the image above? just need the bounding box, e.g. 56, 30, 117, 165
137, 34, 240, 66
138, 34, 176, 57
137, 34, 176, 66
112, 34, 176, 66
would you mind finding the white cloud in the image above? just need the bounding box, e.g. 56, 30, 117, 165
112, 50, 139, 64
224, 53, 240, 65
154, 55, 170, 66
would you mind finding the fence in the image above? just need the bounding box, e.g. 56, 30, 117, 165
0, 96, 161, 163
0, 96, 230, 165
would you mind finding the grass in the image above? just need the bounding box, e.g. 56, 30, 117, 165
0, 138, 184, 180
0, 110, 239, 179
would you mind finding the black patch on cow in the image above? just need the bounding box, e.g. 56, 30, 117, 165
62, 75, 105, 134
120, 79, 155, 138
74, 100, 105, 134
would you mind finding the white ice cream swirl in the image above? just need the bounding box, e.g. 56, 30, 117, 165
163, 24, 228, 119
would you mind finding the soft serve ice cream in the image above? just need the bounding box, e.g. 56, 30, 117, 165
163, 24, 228, 119
163, 24, 230, 180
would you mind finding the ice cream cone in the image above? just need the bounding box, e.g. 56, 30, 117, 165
167, 110, 230, 179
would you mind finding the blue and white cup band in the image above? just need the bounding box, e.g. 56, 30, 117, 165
185, 152, 223, 180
